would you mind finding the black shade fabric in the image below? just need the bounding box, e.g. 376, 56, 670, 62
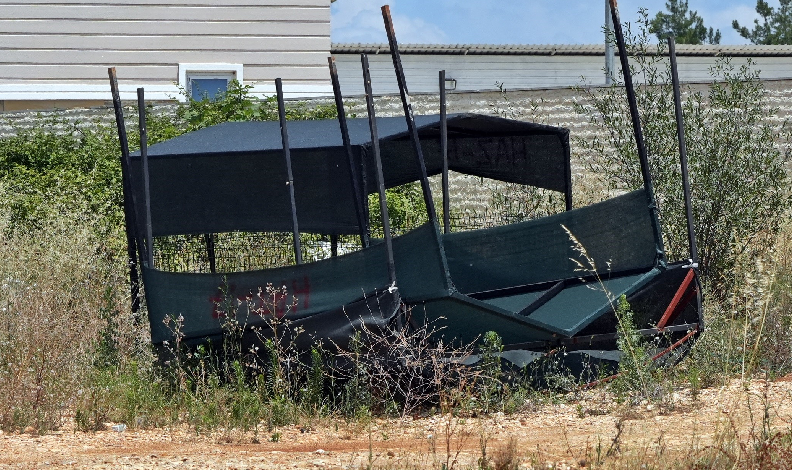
130, 114, 569, 237
143, 223, 450, 344
443, 189, 659, 294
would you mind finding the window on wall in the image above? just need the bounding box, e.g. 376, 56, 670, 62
178, 64, 244, 100
188, 74, 235, 100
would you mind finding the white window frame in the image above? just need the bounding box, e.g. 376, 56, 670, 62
178, 63, 244, 100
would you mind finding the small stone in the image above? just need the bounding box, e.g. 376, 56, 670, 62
23, 426, 36, 434
387, 451, 395, 457
314, 449, 326, 454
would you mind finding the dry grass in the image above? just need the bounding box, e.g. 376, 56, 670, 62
0, 196, 134, 433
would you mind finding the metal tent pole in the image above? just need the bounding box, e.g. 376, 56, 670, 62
204, 233, 216, 273
439, 70, 450, 234
362, 54, 397, 286
108, 68, 141, 313
136, 88, 154, 268
381, 5, 440, 227
328, 56, 370, 247
667, 36, 699, 267
605, 0, 615, 86
667, 36, 704, 329
563, 130, 573, 211
608, 0, 666, 263
275, 78, 303, 265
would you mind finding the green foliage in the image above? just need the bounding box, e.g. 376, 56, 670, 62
733, 0, 792, 45
146, 80, 337, 145
650, 0, 721, 44
576, 12, 790, 298
368, 182, 428, 236
478, 331, 504, 412
0, 116, 124, 236
610, 296, 653, 401
0, 81, 337, 236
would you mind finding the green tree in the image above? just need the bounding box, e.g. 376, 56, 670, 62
733, 0, 792, 44
650, 0, 721, 44
576, 12, 790, 299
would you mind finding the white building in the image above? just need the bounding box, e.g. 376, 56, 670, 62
331, 43, 792, 96
0, 0, 332, 111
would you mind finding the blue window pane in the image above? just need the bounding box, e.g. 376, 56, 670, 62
190, 78, 229, 100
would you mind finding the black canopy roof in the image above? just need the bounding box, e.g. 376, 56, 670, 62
129, 113, 570, 237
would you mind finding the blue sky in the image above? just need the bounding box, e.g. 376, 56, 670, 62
331, 1, 766, 45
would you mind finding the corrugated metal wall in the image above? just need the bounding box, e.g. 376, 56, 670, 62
332, 44, 792, 96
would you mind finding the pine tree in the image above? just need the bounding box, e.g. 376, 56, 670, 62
733, 0, 792, 45
650, 0, 721, 44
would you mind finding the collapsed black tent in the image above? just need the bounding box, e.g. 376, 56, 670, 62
118, 112, 700, 358
109, 0, 703, 377
129, 114, 570, 238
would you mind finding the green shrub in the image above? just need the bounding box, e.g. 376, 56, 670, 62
575, 11, 790, 299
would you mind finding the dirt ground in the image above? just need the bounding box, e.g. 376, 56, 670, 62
2, 377, 792, 470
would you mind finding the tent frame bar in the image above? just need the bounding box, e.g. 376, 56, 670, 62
668, 35, 704, 329
381, 5, 440, 228
275, 78, 303, 265
328, 56, 370, 247
362, 53, 397, 286
667, 36, 699, 267
108, 68, 141, 314
439, 70, 450, 234
609, 0, 666, 264
136, 88, 154, 268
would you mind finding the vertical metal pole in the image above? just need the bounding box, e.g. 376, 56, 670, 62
362, 54, 397, 286
331, 233, 339, 258
439, 70, 450, 234
136, 88, 154, 267
609, 0, 666, 262
667, 37, 699, 267
605, 0, 614, 86
381, 5, 440, 227
275, 78, 303, 265
562, 131, 573, 211
328, 56, 370, 247
204, 233, 216, 273
108, 68, 141, 313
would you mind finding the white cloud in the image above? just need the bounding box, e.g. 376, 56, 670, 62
331, 0, 447, 44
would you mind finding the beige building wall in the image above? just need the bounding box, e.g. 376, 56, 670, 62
0, 0, 332, 109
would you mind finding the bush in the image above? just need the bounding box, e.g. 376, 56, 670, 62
0, 81, 337, 236
0, 195, 135, 432
575, 11, 790, 299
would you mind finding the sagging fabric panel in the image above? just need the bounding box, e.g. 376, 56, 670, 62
443, 189, 658, 294
143, 223, 449, 343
